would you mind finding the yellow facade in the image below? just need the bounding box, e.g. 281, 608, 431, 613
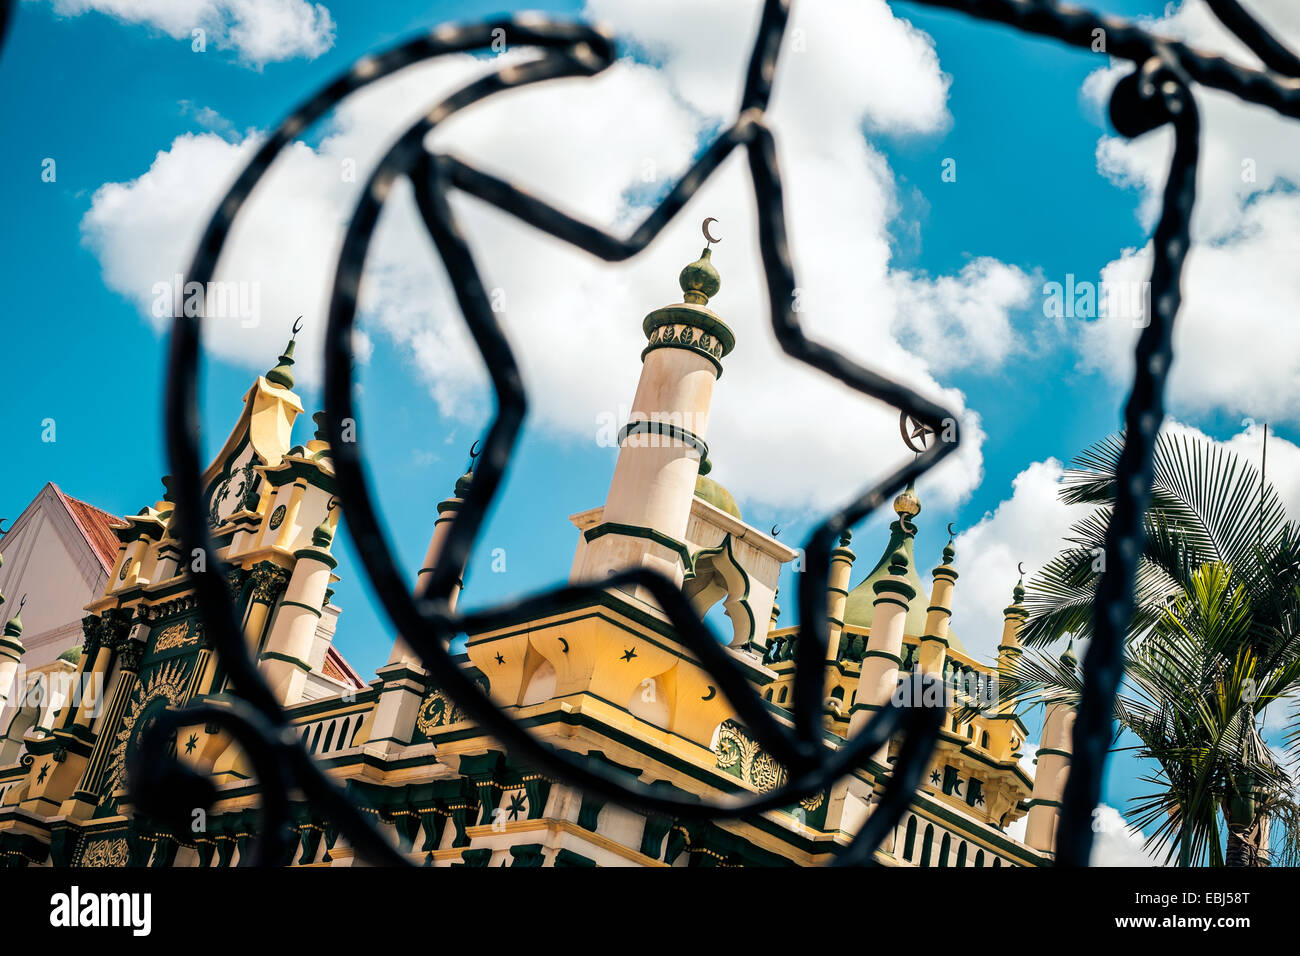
0, 246, 1069, 868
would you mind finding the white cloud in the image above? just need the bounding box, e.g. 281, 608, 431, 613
1163, 418, 1300, 519
1089, 803, 1163, 866
79, 0, 1039, 512
1075, 1, 1300, 424
890, 258, 1039, 373
946, 419, 1300, 666
949, 459, 1092, 664
43, 0, 335, 64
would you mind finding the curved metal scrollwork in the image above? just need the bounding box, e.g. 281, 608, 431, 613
137, 0, 1300, 867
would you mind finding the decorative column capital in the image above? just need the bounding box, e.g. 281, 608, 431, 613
248, 562, 290, 605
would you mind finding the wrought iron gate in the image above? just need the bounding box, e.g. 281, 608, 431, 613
6, 0, 1297, 867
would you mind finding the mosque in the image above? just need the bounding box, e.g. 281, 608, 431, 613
0, 238, 1076, 867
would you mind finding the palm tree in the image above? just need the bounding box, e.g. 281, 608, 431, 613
1004, 431, 1300, 866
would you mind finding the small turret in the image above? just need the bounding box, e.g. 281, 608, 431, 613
266, 318, 302, 390
919, 526, 959, 677
0, 595, 28, 710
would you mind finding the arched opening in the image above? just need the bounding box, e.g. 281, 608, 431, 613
903, 817, 917, 861
310, 723, 323, 753
980, 730, 990, 749
763, 688, 773, 701
956, 841, 968, 868
993, 857, 1002, 868
519, 657, 557, 707
682, 538, 755, 646
975, 849, 985, 867
337, 716, 351, 750
627, 674, 670, 730
322, 721, 336, 752
0, 704, 38, 765
920, 824, 934, 867
938, 832, 951, 867
778, 686, 788, 704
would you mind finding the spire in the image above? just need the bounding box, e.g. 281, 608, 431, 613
266, 316, 303, 390
311, 499, 336, 549
1060, 635, 1078, 669
3, 594, 26, 641
455, 441, 480, 500
639, 223, 735, 373
919, 522, 959, 675
893, 481, 921, 533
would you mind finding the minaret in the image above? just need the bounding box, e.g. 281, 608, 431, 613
848, 490, 921, 766
987, 572, 1028, 758
918, 531, 958, 676
1026, 639, 1078, 854
265, 328, 298, 390
0, 590, 26, 712
573, 238, 735, 599
825, 530, 856, 663
388, 458, 473, 667
368, 463, 473, 752
259, 509, 337, 705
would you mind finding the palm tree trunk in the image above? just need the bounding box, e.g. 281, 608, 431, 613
1225, 818, 1270, 867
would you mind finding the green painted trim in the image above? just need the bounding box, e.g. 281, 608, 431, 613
642, 304, 735, 353
262, 460, 338, 494
617, 420, 709, 459
292, 548, 338, 570
861, 650, 902, 665
872, 581, 917, 603
1036, 748, 1072, 759
259, 650, 311, 672
278, 600, 322, 618
641, 340, 723, 376
583, 522, 691, 568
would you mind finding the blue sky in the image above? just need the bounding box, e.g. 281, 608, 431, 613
3, 0, 1298, 861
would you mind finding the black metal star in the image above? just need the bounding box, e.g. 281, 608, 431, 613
37, 763, 49, 784
929, 770, 941, 786
975, 792, 985, 807
185, 733, 199, 754
621, 647, 637, 662
165, 0, 1285, 869
506, 792, 526, 821
494, 652, 504, 666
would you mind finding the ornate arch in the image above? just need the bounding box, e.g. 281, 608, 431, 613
682, 535, 755, 647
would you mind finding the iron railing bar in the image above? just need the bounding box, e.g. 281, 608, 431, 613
901, 0, 1300, 118
1202, 0, 1300, 78
741, 0, 793, 113
322, 50, 949, 811
136, 0, 1289, 868
1055, 51, 1200, 866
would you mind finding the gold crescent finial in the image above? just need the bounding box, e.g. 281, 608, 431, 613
702, 217, 721, 246
291, 315, 304, 337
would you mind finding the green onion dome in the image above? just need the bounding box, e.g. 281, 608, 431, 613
679, 247, 721, 305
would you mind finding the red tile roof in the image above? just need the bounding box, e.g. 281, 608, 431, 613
323, 645, 366, 690
51, 484, 124, 573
